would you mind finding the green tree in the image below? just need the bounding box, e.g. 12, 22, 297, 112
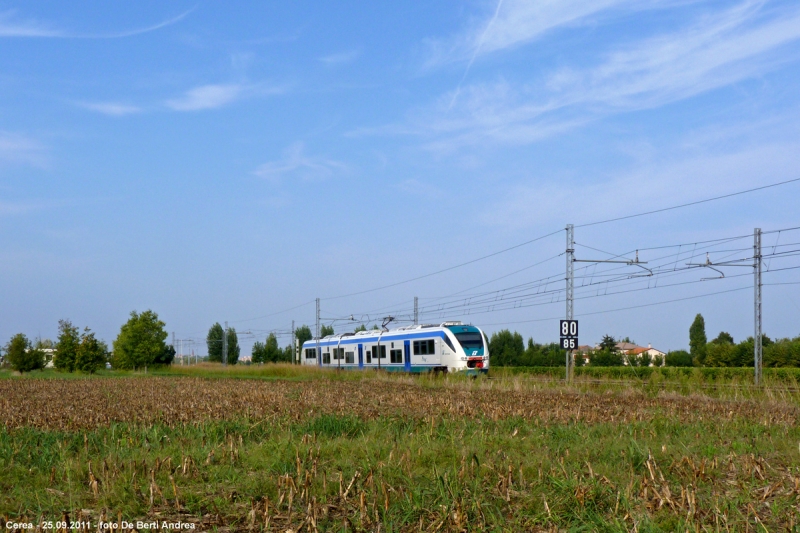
590, 349, 623, 366
226, 327, 240, 365
665, 350, 693, 367
111, 310, 169, 370
282, 345, 294, 362
711, 331, 734, 345
75, 328, 107, 373
353, 325, 367, 333
525, 339, 564, 367
252, 341, 266, 364
639, 352, 653, 367
689, 314, 707, 366
321, 325, 334, 337
764, 336, 800, 367
207, 323, 224, 362
705, 341, 736, 367
295, 325, 313, 348
5, 333, 45, 372
599, 335, 617, 352
155, 344, 175, 366
488, 330, 525, 366
54, 319, 81, 372
262, 333, 280, 362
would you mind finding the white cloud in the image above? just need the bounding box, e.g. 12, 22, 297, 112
165, 84, 244, 111
165, 82, 285, 111
0, 10, 59, 37
253, 142, 347, 183
0, 132, 47, 167
0, 8, 193, 38
318, 50, 361, 66
564, 2, 800, 110
425, 0, 645, 67
408, 1, 800, 151
76, 101, 142, 116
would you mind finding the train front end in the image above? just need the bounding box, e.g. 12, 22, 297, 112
445, 324, 490, 375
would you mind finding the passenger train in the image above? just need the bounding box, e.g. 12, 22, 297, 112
300, 322, 489, 374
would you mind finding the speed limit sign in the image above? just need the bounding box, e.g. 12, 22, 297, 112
560, 337, 577, 350
560, 320, 578, 350
560, 320, 578, 337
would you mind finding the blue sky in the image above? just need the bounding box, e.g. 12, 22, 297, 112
2, 0, 799, 357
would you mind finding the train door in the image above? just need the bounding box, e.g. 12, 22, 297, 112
358, 344, 363, 369
404, 340, 411, 372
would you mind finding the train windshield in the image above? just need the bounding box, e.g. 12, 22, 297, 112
454, 332, 483, 351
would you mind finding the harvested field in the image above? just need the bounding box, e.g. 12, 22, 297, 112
2, 374, 799, 531
1, 376, 798, 430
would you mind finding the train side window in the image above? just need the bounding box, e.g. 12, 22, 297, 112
323, 349, 331, 364
305, 348, 317, 359
413, 340, 435, 355
345, 351, 354, 364
390, 349, 402, 363
374, 345, 386, 359
333, 347, 344, 360
443, 336, 456, 352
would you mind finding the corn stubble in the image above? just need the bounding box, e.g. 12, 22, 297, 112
0, 376, 798, 531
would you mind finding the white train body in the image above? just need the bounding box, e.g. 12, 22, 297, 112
300, 322, 489, 374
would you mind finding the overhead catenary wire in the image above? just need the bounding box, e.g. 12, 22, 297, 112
230, 180, 799, 330
218, 223, 800, 349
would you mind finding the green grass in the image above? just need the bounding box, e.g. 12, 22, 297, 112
1, 411, 798, 531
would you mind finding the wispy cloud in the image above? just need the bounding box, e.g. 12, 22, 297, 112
318, 50, 361, 66
76, 101, 142, 116
406, 1, 800, 151
165, 82, 285, 111
425, 0, 643, 67
253, 142, 347, 183
0, 132, 47, 167
165, 84, 244, 111
0, 8, 193, 39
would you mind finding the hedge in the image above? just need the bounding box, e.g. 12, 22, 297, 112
492, 366, 800, 382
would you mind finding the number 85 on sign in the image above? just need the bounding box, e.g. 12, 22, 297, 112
560, 320, 578, 337
560, 338, 578, 350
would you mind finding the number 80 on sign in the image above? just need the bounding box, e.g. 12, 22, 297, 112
560, 320, 578, 337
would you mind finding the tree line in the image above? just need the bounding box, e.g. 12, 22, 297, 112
1, 310, 174, 373
681, 313, 800, 367
3, 315, 406, 373
488, 313, 800, 368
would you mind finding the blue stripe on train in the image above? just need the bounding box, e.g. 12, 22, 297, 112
305, 331, 449, 348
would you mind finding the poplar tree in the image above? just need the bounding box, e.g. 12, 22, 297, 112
689, 313, 707, 366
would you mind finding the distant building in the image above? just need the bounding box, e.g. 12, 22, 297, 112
580, 342, 665, 366
615, 342, 665, 366
42, 348, 55, 368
